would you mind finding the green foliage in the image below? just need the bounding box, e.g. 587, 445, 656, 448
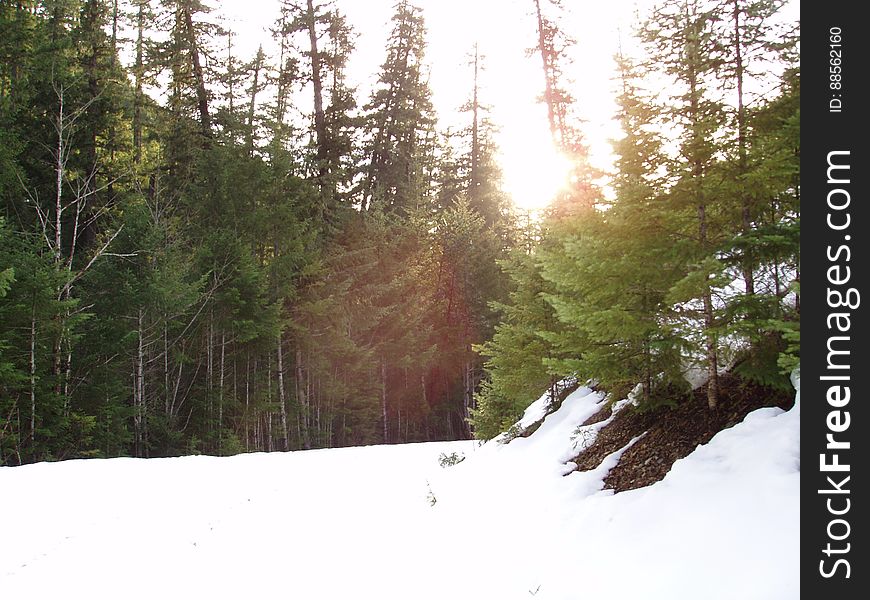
731, 332, 792, 391
776, 322, 800, 374
473, 0, 798, 436
471, 243, 561, 440
362, 0, 436, 215
471, 381, 528, 442
0, 0, 798, 463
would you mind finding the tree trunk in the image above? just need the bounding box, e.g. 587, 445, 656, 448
218, 331, 226, 453
246, 47, 263, 155
702, 287, 719, 409
533, 0, 558, 144
266, 351, 273, 452
227, 30, 235, 115
30, 307, 37, 451
245, 353, 251, 452
51, 86, 68, 403
381, 359, 388, 444
470, 43, 481, 213
699, 201, 719, 410
295, 348, 311, 450
182, 7, 211, 137
686, 6, 718, 410
274, 14, 289, 131
132, 364, 139, 457
137, 308, 146, 456
164, 324, 170, 416
111, 0, 119, 68
54, 86, 64, 265
63, 335, 72, 410
134, 1, 146, 163
732, 0, 754, 297
276, 335, 290, 451
207, 313, 213, 443
642, 337, 652, 405
305, 0, 327, 180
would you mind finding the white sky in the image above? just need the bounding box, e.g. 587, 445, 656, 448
215, 0, 798, 211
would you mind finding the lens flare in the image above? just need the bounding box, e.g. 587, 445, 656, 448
501, 142, 574, 212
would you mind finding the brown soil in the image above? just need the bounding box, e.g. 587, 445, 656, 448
570, 374, 795, 493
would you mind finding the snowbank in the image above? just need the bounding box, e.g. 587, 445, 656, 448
427, 379, 800, 599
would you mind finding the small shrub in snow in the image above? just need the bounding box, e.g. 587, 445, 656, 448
438, 451, 465, 467
499, 424, 523, 444
572, 427, 597, 451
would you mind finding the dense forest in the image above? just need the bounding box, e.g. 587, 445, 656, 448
0, 0, 798, 465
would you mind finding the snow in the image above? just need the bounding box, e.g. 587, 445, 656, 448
1, 377, 799, 599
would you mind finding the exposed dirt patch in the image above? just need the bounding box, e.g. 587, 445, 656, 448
578, 398, 620, 428
570, 374, 795, 493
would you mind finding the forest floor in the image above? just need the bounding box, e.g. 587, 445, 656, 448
572, 374, 796, 491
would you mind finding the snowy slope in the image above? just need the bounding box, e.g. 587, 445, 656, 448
0, 379, 799, 600
428, 379, 800, 600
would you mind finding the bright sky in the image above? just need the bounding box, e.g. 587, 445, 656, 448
216, 0, 798, 212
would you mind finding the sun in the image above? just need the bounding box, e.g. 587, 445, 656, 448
500, 139, 574, 213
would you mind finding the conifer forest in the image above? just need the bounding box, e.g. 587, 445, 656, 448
0, 0, 799, 464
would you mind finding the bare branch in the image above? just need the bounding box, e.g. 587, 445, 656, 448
16, 173, 55, 252
59, 225, 125, 300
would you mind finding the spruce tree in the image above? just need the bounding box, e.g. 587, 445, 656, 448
360, 0, 435, 215
641, 0, 728, 409
538, 52, 685, 406
471, 235, 563, 440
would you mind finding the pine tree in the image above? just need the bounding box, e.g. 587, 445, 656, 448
360, 0, 435, 215
529, 0, 596, 213
729, 51, 800, 386
640, 0, 729, 409
714, 0, 788, 298
471, 1, 599, 438
0, 218, 71, 463
471, 234, 563, 440
537, 52, 686, 406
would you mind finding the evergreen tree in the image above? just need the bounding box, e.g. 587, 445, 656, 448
537, 52, 686, 406
471, 233, 563, 440
728, 56, 800, 385
0, 0, 800, 461
640, 0, 729, 409
360, 0, 435, 215
713, 0, 788, 298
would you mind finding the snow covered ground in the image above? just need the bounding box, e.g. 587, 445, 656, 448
1, 378, 799, 599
